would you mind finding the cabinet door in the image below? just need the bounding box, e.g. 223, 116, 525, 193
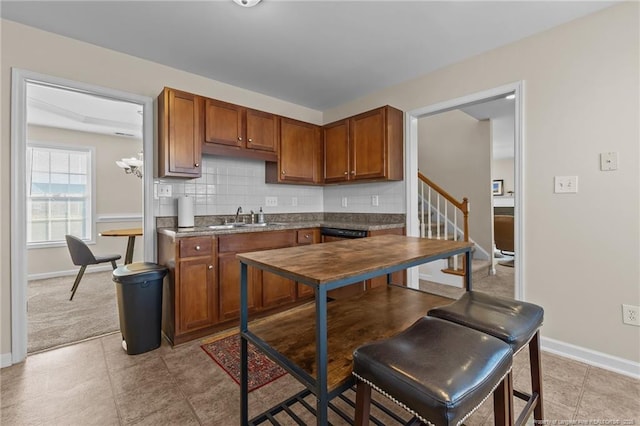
349, 107, 387, 180
177, 257, 216, 333
218, 252, 260, 321
246, 108, 278, 152
278, 117, 321, 184
261, 271, 296, 307
158, 88, 202, 178
204, 98, 244, 148
323, 119, 350, 183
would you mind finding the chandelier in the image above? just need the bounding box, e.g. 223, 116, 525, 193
116, 152, 143, 178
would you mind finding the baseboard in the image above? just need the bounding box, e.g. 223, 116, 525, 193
1, 352, 13, 368
28, 264, 114, 281
541, 336, 640, 379
419, 273, 462, 288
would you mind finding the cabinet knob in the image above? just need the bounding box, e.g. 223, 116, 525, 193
281, 170, 286, 175
305, 234, 310, 239
344, 171, 348, 175
208, 265, 213, 270
248, 138, 253, 142
238, 137, 243, 141
351, 170, 356, 175
195, 163, 199, 167
195, 245, 201, 251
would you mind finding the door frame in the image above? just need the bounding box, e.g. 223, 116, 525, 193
10, 68, 155, 363
404, 81, 525, 300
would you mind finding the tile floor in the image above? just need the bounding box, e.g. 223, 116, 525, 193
2, 328, 639, 425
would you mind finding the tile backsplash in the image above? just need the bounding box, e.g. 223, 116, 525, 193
153, 156, 405, 217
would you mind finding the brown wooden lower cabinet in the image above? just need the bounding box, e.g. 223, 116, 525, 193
158, 234, 217, 345
158, 226, 403, 345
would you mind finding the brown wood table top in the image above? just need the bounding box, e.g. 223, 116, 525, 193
100, 228, 143, 237
237, 235, 473, 286
249, 285, 453, 392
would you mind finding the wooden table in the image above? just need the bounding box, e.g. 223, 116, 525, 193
237, 235, 473, 425
100, 228, 142, 264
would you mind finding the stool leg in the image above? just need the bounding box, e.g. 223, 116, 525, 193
529, 331, 544, 421
493, 372, 513, 426
354, 379, 372, 426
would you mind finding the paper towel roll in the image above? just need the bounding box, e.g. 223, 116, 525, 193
178, 195, 194, 228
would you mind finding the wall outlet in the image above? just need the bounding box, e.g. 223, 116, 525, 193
265, 196, 278, 207
371, 195, 379, 206
341, 197, 348, 208
622, 304, 640, 326
157, 184, 172, 198
554, 176, 578, 193
291, 196, 298, 207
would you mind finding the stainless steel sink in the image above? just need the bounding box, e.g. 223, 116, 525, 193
207, 224, 235, 230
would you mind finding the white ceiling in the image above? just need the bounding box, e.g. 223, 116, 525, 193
27, 83, 143, 138
2, 0, 615, 111
461, 97, 515, 159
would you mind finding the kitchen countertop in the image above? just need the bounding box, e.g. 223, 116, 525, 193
157, 220, 405, 239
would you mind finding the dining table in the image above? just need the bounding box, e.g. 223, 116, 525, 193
100, 227, 143, 264
236, 234, 474, 425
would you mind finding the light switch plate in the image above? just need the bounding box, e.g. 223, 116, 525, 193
554, 176, 578, 193
600, 152, 618, 171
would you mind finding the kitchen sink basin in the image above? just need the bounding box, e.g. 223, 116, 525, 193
207, 224, 235, 230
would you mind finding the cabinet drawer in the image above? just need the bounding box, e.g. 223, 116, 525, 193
296, 229, 318, 245
179, 237, 213, 257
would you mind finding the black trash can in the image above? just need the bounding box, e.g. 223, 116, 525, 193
112, 262, 167, 355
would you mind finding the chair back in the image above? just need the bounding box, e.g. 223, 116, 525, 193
65, 235, 98, 266
494, 215, 515, 252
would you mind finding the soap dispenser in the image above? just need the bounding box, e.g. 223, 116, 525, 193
257, 207, 265, 224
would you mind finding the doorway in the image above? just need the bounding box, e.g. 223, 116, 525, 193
404, 82, 525, 300
10, 69, 154, 363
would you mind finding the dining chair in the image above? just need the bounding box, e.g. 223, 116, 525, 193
65, 235, 121, 301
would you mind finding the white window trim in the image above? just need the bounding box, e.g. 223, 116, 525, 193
26, 141, 97, 248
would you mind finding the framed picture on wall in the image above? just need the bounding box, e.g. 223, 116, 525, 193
492, 179, 504, 196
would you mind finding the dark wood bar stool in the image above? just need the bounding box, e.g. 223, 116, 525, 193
428, 291, 544, 425
352, 316, 513, 426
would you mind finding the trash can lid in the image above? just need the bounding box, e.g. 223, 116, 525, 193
112, 262, 168, 284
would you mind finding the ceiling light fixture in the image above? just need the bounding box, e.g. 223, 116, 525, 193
505, 94, 516, 100
116, 152, 143, 178
233, 0, 261, 7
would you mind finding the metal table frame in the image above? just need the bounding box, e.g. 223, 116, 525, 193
239, 240, 472, 425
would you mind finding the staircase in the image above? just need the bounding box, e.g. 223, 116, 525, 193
417, 173, 490, 284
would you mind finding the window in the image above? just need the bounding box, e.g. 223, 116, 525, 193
26, 144, 94, 246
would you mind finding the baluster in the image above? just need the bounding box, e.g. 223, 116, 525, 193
427, 187, 432, 238
444, 202, 448, 241
420, 183, 425, 238
436, 195, 441, 240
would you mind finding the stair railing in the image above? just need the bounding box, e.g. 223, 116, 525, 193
418, 172, 469, 273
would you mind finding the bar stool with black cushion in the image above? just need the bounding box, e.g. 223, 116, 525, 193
428, 291, 544, 425
352, 316, 513, 426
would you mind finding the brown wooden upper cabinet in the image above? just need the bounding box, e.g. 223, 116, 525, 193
203, 98, 278, 161
323, 105, 403, 183
158, 87, 203, 178
266, 117, 322, 185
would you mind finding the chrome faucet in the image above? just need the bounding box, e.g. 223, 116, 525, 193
235, 206, 243, 224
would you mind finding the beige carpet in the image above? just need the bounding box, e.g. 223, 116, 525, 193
28, 270, 120, 353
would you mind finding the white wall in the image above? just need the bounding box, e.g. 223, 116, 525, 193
26, 125, 143, 276
324, 3, 640, 364
493, 158, 515, 196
